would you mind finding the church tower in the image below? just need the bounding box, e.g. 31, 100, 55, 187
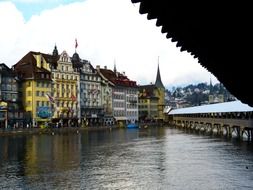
154, 60, 165, 121
155, 63, 165, 89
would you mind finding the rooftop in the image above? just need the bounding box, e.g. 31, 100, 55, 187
169, 101, 253, 115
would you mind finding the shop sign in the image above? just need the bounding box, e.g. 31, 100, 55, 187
37, 106, 51, 118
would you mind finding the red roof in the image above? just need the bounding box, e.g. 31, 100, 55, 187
99, 68, 137, 87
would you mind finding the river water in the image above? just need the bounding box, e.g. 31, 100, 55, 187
1, 127, 253, 189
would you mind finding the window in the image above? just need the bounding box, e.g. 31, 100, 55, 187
1, 84, 6, 90
25, 101, 30, 107
7, 84, 11, 91
12, 94, 17, 100
6, 93, 11, 100
12, 84, 17, 91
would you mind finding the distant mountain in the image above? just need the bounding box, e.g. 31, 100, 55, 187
165, 82, 236, 108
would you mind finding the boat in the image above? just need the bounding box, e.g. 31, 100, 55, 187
127, 123, 139, 128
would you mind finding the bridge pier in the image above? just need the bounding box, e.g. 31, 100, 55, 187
232, 126, 241, 139
172, 116, 253, 141
222, 125, 231, 137
243, 127, 253, 141
206, 123, 213, 135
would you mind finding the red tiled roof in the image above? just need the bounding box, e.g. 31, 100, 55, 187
99, 68, 137, 87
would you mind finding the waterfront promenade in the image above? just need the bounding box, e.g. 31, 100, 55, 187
0, 125, 117, 136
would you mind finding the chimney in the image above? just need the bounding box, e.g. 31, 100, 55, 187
96, 65, 100, 71
104, 66, 107, 69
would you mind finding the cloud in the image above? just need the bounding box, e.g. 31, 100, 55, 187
0, 2, 25, 63
0, 0, 219, 89
12, 0, 62, 3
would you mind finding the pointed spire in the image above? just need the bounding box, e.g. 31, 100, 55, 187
209, 76, 213, 94
52, 44, 58, 57
155, 57, 164, 89
113, 59, 117, 73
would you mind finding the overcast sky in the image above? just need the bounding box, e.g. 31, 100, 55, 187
0, 0, 219, 89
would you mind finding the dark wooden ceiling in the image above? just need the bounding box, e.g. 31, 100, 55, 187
131, 0, 252, 106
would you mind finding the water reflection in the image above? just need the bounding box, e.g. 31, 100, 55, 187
0, 127, 253, 189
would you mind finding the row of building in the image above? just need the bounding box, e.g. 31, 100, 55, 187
0, 46, 165, 128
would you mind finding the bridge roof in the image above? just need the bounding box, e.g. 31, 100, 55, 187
131, 0, 253, 107
168, 101, 253, 115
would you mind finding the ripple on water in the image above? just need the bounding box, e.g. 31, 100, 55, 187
1, 128, 253, 189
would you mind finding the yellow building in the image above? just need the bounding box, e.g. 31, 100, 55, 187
13, 51, 52, 127
0, 101, 8, 128
51, 49, 80, 127
138, 64, 165, 122
13, 46, 81, 127
138, 88, 159, 121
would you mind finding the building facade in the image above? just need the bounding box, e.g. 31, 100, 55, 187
0, 64, 23, 128
138, 64, 165, 122
138, 85, 159, 121
13, 52, 52, 127
96, 65, 114, 125
79, 60, 103, 126
99, 66, 138, 125
51, 49, 80, 127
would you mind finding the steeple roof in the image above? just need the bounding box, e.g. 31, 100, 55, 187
155, 64, 164, 89
52, 45, 58, 57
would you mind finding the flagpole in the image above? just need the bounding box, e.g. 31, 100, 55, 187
75, 38, 78, 53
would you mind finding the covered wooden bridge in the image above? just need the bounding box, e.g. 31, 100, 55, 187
168, 101, 253, 141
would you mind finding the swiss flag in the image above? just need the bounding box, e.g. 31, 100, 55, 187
46, 93, 55, 104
